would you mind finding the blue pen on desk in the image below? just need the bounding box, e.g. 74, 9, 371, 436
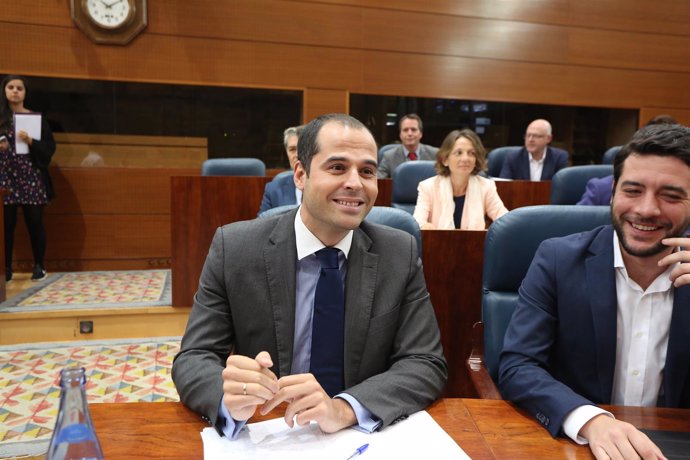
345, 443, 369, 460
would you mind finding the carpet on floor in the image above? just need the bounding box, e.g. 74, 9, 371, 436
0, 269, 172, 313
0, 336, 181, 457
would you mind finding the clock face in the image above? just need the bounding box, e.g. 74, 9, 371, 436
84, 0, 134, 29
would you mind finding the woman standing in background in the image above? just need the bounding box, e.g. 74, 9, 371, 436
0, 75, 55, 282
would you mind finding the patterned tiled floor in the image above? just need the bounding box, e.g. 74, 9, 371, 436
0, 270, 171, 312
0, 337, 180, 451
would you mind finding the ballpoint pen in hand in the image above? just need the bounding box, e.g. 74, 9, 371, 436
345, 443, 369, 460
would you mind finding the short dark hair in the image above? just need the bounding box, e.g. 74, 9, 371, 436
399, 113, 423, 132
297, 113, 371, 175
434, 129, 487, 176
613, 123, 690, 187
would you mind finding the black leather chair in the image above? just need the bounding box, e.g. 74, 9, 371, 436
391, 161, 436, 214
467, 205, 612, 398
602, 146, 622, 165
201, 158, 266, 176
486, 146, 521, 178
549, 165, 614, 204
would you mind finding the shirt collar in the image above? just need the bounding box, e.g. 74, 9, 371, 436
294, 206, 353, 261
528, 149, 546, 164
612, 230, 675, 293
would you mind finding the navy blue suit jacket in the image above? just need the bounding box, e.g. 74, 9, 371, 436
577, 175, 613, 206
499, 225, 690, 437
258, 171, 297, 215
499, 146, 568, 180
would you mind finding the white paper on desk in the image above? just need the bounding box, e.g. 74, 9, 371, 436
201, 410, 470, 460
14, 113, 42, 154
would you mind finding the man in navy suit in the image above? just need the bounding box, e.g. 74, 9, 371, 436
499, 123, 690, 459
499, 119, 568, 180
258, 126, 303, 215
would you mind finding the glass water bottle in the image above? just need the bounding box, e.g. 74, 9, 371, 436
46, 367, 104, 460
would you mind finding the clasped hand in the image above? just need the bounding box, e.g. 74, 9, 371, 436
222, 351, 356, 433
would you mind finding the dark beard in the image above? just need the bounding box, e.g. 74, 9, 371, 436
611, 211, 690, 258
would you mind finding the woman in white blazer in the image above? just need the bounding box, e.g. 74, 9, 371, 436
413, 129, 508, 230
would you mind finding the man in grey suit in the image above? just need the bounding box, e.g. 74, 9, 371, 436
377, 113, 438, 178
172, 113, 447, 439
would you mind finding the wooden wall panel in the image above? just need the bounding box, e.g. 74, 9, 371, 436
2, 0, 690, 113
53, 134, 207, 168
639, 107, 690, 128
10, 167, 197, 271
303, 89, 349, 123
314, 0, 690, 37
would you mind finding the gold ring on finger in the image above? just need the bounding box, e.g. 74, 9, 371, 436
243, 383, 247, 396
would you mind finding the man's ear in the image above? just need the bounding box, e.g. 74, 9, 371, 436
294, 160, 306, 191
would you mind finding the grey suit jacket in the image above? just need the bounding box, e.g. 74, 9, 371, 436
172, 209, 447, 431
377, 144, 438, 178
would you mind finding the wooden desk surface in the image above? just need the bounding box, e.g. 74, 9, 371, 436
85, 399, 690, 460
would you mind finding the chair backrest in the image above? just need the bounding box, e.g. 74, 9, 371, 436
549, 164, 614, 204
258, 203, 298, 218
486, 146, 521, 177
391, 160, 436, 214
481, 205, 611, 380
378, 143, 399, 162
201, 158, 266, 176
365, 206, 422, 257
602, 145, 622, 165
257, 205, 421, 257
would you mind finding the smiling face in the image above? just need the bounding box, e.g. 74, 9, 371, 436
612, 154, 690, 259
443, 136, 477, 179
4, 79, 26, 106
295, 122, 378, 246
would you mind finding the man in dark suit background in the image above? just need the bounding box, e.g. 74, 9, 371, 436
173, 113, 447, 440
499, 123, 690, 459
258, 125, 303, 215
377, 113, 438, 178
499, 118, 568, 180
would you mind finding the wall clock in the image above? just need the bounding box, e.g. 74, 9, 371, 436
71, 0, 147, 45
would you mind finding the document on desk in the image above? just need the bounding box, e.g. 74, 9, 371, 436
14, 113, 42, 154
201, 410, 470, 459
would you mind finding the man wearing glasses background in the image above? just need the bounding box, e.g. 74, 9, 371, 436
499, 118, 569, 181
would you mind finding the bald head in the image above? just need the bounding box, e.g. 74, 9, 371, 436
524, 119, 553, 159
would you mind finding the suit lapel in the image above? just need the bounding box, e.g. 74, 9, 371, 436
519, 149, 531, 179
585, 225, 618, 402
343, 225, 378, 388
663, 285, 690, 407
541, 147, 554, 180
264, 210, 298, 377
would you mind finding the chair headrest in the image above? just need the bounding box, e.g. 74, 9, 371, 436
483, 205, 611, 291
391, 161, 436, 203
550, 165, 613, 204
201, 158, 266, 176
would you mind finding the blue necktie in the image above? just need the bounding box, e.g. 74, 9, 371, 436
310, 248, 345, 397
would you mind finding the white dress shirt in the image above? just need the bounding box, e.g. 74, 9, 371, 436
528, 149, 546, 181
